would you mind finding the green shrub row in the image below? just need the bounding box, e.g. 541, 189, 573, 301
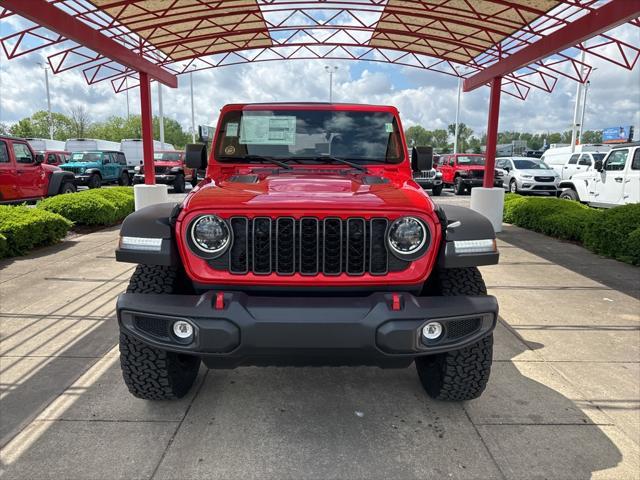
503, 194, 640, 265
0, 206, 73, 258
38, 187, 134, 226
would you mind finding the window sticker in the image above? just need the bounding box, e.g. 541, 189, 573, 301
240, 116, 296, 145
226, 122, 239, 137
385, 122, 394, 133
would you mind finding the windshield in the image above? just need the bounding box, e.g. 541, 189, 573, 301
513, 160, 551, 170
71, 152, 102, 163
457, 156, 485, 166
215, 109, 404, 164
154, 152, 181, 162
592, 153, 606, 162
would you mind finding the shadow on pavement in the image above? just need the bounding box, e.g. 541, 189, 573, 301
0, 317, 627, 479
498, 224, 640, 300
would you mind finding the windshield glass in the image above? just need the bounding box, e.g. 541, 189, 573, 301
71, 152, 102, 163
154, 152, 181, 161
513, 159, 551, 170
215, 109, 404, 164
457, 156, 485, 166
592, 153, 606, 162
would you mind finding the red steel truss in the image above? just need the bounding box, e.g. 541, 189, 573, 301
1, 0, 638, 187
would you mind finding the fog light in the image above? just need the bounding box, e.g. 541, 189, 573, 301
422, 322, 443, 341
173, 321, 193, 339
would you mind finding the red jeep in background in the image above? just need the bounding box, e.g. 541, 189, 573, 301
115, 103, 500, 402
436, 153, 503, 195
0, 135, 76, 203
35, 150, 71, 166
133, 150, 197, 193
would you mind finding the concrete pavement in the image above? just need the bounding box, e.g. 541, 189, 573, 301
0, 191, 638, 479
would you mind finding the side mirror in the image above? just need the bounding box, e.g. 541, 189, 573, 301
35, 154, 44, 165
411, 146, 433, 172
594, 159, 603, 171
186, 143, 208, 170
504, 166, 510, 172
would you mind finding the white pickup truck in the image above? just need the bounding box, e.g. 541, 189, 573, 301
558, 143, 639, 207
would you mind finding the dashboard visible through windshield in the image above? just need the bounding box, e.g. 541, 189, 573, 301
215, 109, 404, 165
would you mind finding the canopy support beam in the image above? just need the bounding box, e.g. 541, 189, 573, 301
483, 76, 502, 188
139, 72, 155, 185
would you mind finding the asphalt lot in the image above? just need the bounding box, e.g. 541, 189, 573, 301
0, 188, 638, 479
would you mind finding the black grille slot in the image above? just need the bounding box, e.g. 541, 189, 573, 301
135, 316, 170, 339
470, 170, 484, 179
446, 318, 481, 339
209, 216, 410, 276
534, 176, 555, 182
155, 166, 169, 175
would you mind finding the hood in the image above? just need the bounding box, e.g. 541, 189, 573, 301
183, 169, 434, 214
153, 160, 181, 168
516, 168, 557, 176
459, 164, 486, 171
61, 161, 101, 169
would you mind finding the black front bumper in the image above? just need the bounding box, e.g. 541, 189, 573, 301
117, 291, 498, 368
461, 178, 503, 188
133, 174, 176, 185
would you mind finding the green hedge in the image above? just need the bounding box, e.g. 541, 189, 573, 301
38, 187, 134, 226
0, 206, 72, 258
504, 195, 639, 265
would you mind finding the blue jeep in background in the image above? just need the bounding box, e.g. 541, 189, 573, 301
60, 151, 131, 189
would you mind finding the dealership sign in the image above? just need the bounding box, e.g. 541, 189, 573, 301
602, 126, 634, 144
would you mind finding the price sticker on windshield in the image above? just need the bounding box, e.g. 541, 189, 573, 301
240, 116, 296, 145
226, 123, 239, 137
385, 123, 394, 133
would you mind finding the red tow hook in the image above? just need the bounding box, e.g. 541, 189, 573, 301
214, 292, 225, 310
391, 293, 402, 311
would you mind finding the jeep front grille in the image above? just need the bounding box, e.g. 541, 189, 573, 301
155, 166, 170, 175
61, 166, 84, 174
210, 217, 408, 276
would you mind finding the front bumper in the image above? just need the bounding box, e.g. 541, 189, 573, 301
460, 177, 503, 188
117, 291, 498, 368
415, 178, 443, 188
133, 173, 176, 185
516, 179, 558, 193
73, 174, 93, 185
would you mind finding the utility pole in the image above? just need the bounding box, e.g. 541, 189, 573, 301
325, 66, 338, 103
453, 77, 462, 154
158, 82, 165, 145
579, 79, 591, 144
190, 70, 196, 143
570, 50, 586, 152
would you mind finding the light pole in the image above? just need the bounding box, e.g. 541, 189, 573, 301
39, 62, 53, 139
324, 66, 338, 103
125, 76, 130, 121
579, 73, 594, 144
570, 50, 586, 152
453, 77, 462, 154
158, 82, 165, 145
189, 69, 196, 143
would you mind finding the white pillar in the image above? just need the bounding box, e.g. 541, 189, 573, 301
470, 187, 505, 233
134, 184, 169, 210
190, 71, 196, 143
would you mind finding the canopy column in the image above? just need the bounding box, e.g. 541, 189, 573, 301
470, 76, 504, 233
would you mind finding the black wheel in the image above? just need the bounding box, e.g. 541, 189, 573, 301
509, 179, 518, 194
416, 267, 493, 401
118, 171, 130, 186
173, 173, 186, 193
88, 174, 101, 189
559, 188, 579, 201
119, 265, 200, 400
431, 184, 443, 196
59, 181, 76, 195
453, 177, 465, 196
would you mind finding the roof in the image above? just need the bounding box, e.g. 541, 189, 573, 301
222, 102, 398, 112
1, 1, 639, 100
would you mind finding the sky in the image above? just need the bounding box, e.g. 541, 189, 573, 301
1, 20, 638, 141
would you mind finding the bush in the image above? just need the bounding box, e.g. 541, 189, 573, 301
583, 203, 640, 265
38, 187, 134, 226
0, 206, 72, 258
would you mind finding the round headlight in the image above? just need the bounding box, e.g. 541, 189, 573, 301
387, 216, 428, 258
190, 215, 231, 255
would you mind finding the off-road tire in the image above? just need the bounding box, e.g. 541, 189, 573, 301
119, 265, 200, 400
416, 267, 493, 401
88, 174, 101, 189
453, 176, 465, 196
173, 173, 186, 193
118, 171, 130, 186
59, 181, 76, 194
431, 184, 443, 196
559, 188, 579, 201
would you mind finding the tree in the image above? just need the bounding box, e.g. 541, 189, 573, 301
69, 106, 91, 138
431, 129, 450, 151
581, 130, 602, 144
467, 136, 482, 154
405, 125, 433, 147
447, 122, 473, 152
9, 111, 74, 140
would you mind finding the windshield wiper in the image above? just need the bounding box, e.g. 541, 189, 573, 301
296, 155, 368, 172
219, 155, 292, 170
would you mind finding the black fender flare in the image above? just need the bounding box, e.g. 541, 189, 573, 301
47, 171, 76, 197
83, 168, 102, 177
115, 202, 180, 266
435, 205, 499, 268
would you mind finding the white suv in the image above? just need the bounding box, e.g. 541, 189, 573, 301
559, 143, 640, 207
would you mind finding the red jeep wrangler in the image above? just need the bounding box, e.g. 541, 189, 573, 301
115, 103, 499, 401
133, 150, 198, 193
436, 153, 504, 195
0, 136, 76, 203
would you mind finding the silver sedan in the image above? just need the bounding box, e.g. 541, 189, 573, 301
496, 157, 560, 195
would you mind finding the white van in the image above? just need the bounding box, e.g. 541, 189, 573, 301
559, 143, 639, 207
65, 138, 121, 153
120, 139, 175, 167
26, 138, 67, 152
541, 144, 611, 180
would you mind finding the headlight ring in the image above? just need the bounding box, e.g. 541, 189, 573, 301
188, 215, 232, 258
387, 216, 430, 260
